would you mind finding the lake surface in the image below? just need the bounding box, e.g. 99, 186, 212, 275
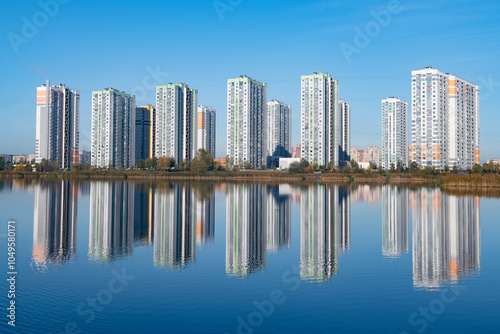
0, 180, 499, 333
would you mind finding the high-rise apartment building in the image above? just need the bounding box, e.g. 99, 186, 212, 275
411, 67, 479, 169
382, 97, 408, 168
338, 99, 351, 166
155, 84, 198, 163
91, 88, 136, 168
300, 73, 339, 167
135, 105, 153, 162
267, 100, 291, 159
36, 80, 80, 169
197, 105, 216, 158
227, 75, 267, 168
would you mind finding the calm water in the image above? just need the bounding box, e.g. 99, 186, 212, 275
0, 180, 499, 334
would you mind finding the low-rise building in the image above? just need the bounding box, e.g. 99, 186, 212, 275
279, 158, 301, 170
350, 146, 382, 168
12, 155, 29, 164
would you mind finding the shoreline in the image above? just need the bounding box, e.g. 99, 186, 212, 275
1, 171, 499, 189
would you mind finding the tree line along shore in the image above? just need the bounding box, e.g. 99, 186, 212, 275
1, 170, 499, 190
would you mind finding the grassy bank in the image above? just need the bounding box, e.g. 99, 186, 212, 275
1, 170, 499, 188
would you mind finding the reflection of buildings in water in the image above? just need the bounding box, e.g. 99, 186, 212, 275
134, 187, 154, 246
350, 184, 382, 204
214, 183, 226, 193
412, 189, 481, 289
226, 184, 266, 277
32, 181, 78, 268
153, 185, 196, 268
300, 184, 350, 282
278, 184, 301, 204
89, 182, 135, 261
336, 187, 351, 252
194, 191, 215, 245
382, 186, 409, 258
265, 185, 291, 252
78, 182, 91, 196
152, 184, 216, 268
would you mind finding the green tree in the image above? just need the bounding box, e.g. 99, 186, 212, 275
299, 159, 310, 173
136, 159, 146, 170
327, 162, 333, 173
0, 156, 5, 171
484, 161, 495, 173
397, 161, 404, 173
451, 163, 458, 174
243, 161, 252, 170
471, 163, 482, 174
389, 163, 396, 173
157, 157, 171, 171
422, 166, 435, 175
191, 149, 214, 173
145, 157, 158, 170
350, 160, 359, 173
444, 165, 449, 173
288, 162, 300, 173
409, 161, 419, 173
71, 163, 82, 172
39, 159, 59, 172
342, 165, 352, 174
288, 159, 310, 173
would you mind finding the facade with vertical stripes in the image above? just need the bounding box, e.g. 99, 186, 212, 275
411, 67, 479, 169
36, 80, 80, 169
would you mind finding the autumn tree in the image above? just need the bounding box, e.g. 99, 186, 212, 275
157, 157, 175, 171
191, 149, 214, 173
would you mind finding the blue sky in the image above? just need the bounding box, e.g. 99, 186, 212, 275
1, 0, 499, 160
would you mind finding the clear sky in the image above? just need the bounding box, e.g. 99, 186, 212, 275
1, 0, 499, 160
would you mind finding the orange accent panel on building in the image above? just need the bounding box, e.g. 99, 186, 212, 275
213, 159, 226, 167
448, 87, 457, 95
198, 113, 205, 129
448, 80, 457, 87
